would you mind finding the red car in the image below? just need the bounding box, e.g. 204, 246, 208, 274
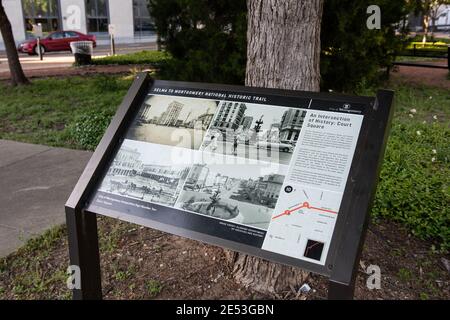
17, 30, 96, 55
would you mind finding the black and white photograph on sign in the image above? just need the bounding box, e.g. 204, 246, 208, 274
200, 101, 307, 165
126, 95, 219, 149
175, 154, 288, 230
97, 139, 193, 207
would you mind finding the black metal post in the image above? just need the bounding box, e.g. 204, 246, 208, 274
110, 34, 116, 56
64, 73, 151, 300
66, 206, 102, 300
37, 37, 43, 61
327, 90, 395, 300
328, 280, 355, 300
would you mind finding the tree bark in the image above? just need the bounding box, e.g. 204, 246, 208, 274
0, 0, 29, 86
227, 0, 324, 296
245, 0, 323, 91
422, 14, 430, 44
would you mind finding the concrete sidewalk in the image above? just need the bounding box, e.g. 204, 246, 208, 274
0, 140, 92, 257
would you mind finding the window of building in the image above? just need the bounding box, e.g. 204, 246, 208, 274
86, 0, 109, 33
133, 0, 154, 37
133, 0, 155, 37
22, 0, 60, 38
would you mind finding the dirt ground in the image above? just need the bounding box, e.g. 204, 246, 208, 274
0, 59, 448, 300
390, 59, 450, 89
0, 217, 448, 300
101, 218, 450, 300
0, 64, 154, 80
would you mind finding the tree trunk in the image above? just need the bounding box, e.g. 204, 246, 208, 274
245, 0, 322, 91
422, 14, 430, 44
227, 0, 324, 296
0, 0, 29, 86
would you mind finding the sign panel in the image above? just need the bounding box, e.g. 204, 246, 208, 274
85, 79, 375, 275
108, 24, 115, 35
32, 24, 43, 37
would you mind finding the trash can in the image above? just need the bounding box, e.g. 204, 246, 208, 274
70, 41, 94, 65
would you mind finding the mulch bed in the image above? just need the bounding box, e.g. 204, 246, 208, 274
0, 216, 448, 300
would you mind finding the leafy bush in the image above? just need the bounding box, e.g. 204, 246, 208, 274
149, 0, 408, 90
149, 0, 247, 84
91, 50, 170, 67
373, 122, 450, 251
320, 0, 408, 91
407, 35, 450, 44
406, 42, 448, 49
398, 42, 449, 57
68, 111, 113, 150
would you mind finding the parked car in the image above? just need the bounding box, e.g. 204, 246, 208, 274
17, 31, 96, 55
256, 141, 294, 152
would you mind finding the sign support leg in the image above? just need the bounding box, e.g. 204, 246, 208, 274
328, 279, 355, 300
66, 207, 102, 300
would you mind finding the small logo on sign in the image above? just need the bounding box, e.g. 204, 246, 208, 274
343, 103, 351, 110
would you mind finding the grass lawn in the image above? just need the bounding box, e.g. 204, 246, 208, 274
0, 75, 133, 149
1, 74, 448, 149
0, 74, 448, 299
394, 56, 447, 63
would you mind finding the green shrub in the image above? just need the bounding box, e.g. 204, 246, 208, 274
90, 50, 170, 67
320, 0, 407, 91
149, 0, 247, 84
373, 122, 450, 251
149, 0, 407, 90
68, 110, 113, 150
405, 42, 448, 50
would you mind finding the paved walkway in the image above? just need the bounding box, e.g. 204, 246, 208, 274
0, 140, 92, 257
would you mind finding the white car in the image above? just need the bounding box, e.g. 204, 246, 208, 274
256, 141, 294, 153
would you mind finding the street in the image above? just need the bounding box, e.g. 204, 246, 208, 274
100, 174, 182, 207
178, 182, 273, 230
128, 123, 205, 150
202, 140, 294, 165
0, 42, 157, 75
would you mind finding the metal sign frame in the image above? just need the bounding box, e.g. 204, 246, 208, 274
65, 73, 394, 300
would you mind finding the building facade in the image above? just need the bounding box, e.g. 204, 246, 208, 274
212, 101, 247, 131
279, 109, 306, 143
195, 108, 215, 130
241, 116, 253, 131
0, 0, 156, 49
158, 101, 183, 126
108, 146, 142, 177
138, 102, 151, 122
407, 5, 450, 31
141, 164, 189, 185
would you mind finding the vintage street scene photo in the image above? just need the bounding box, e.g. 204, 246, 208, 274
200, 101, 307, 165
175, 155, 288, 230
98, 139, 193, 207
127, 95, 219, 149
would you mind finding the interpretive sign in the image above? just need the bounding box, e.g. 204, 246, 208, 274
65, 73, 394, 300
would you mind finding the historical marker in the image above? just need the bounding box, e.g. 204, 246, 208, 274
65, 73, 394, 299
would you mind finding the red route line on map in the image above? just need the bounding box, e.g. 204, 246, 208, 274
272, 201, 338, 220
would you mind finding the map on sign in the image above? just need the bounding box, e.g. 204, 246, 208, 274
263, 186, 342, 264
87, 82, 367, 269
